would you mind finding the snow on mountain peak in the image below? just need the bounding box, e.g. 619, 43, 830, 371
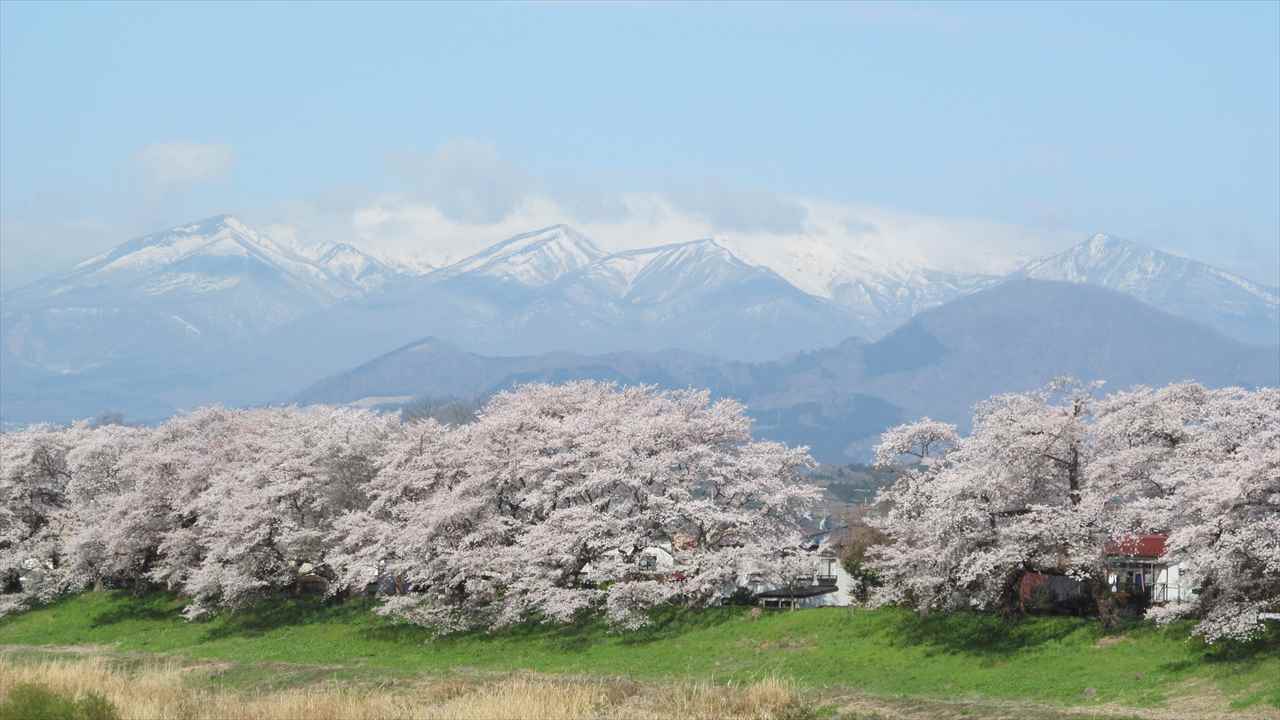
71, 215, 262, 280
1028, 233, 1171, 281
434, 224, 607, 287
316, 242, 401, 292
18, 214, 361, 306
317, 242, 364, 263
1022, 233, 1278, 344
561, 236, 776, 305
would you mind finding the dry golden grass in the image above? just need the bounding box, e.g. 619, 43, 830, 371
0, 655, 812, 720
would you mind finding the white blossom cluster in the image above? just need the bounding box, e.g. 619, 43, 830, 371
869, 380, 1279, 643
0, 382, 819, 630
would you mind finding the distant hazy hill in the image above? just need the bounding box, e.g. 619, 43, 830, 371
297, 279, 1278, 463
845, 279, 1279, 432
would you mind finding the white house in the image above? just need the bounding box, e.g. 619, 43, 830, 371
1104, 534, 1194, 604
581, 528, 856, 609
747, 526, 857, 609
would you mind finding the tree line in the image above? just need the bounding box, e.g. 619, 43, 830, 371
1, 382, 817, 631
1, 379, 1275, 642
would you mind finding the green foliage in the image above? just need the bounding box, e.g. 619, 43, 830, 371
70, 692, 117, 720
1, 592, 1277, 711
0, 683, 119, 720
0, 683, 75, 720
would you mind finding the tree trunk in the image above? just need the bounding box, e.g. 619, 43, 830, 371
1086, 574, 1119, 630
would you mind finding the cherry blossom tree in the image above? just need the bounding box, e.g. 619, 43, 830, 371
339, 382, 819, 632
870, 380, 1279, 641
1094, 384, 1279, 642
868, 379, 1124, 618
327, 417, 461, 602
3, 385, 818, 628
0, 423, 84, 614
11, 374, 1267, 640
28, 406, 394, 618
154, 406, 394, 618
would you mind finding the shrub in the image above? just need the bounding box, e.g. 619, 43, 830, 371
0, 682, 119, 720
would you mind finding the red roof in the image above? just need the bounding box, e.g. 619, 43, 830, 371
1105, 534, 1167, 558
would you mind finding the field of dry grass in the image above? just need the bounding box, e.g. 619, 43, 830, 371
6, 650, 1278, 720
0, 654, 817, 720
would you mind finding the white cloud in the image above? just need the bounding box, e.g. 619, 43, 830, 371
388, 138, 534, 225
247, 139, 1084, 281
663, 182, 809, 234
9, 138, 1274, 292
255, 187, 1079, 289
134, 142, 235, 188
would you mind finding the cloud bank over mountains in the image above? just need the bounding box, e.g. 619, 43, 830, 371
1, 137, 1270, 293
240, 138, 1084, 280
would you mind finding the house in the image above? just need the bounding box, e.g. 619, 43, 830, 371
1104, 533, 1193, 603
633, 545, 676, 573
749, 525, 857, 609
1016, 534, 1195, 613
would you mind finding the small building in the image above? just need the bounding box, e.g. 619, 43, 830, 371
749, 525, 856, 609
1104, 534, 1193, 604
581, 526, 856, 609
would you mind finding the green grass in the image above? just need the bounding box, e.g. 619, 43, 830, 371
1, 592, 1277, 713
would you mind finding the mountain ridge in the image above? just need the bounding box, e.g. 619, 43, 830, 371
4, 216, 1277, 426
1020, 233, 1279, 345
296, 279, 1279, 463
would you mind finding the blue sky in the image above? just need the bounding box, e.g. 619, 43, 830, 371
2, 1, 1277, 286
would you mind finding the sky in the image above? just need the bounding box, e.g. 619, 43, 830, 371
2, 1, 1278, 288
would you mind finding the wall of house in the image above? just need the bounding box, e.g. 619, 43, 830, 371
637, 546, 675, 572
1106, 560, 1195, 604
805, 555, 855, 608
1157, 562, 1195, 603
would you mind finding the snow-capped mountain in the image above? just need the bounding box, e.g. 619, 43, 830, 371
0, 215, 386, 377
315, 242, 404, 293
430, 224, 606, 287
260, 226, 862, 382
593, 239, 771, 304
24, 215, 336, 299
1021, 234, 1280, 346
557, 238, 784, 307
719, 235, 1000, 337
6, 215, 1276, 426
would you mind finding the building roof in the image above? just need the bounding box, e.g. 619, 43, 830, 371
1105, 534, 1168, 559
755, 585, 839, 600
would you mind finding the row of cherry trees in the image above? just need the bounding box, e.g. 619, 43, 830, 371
0, 382, 818, 630
868, 380, 1279, 643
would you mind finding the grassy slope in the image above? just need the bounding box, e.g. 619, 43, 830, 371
1, 592, 1276, 713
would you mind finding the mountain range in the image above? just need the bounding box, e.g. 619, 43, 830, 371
296, 279, 1279, 463
2, 215, 1276, 426
1, 216, 400, 375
